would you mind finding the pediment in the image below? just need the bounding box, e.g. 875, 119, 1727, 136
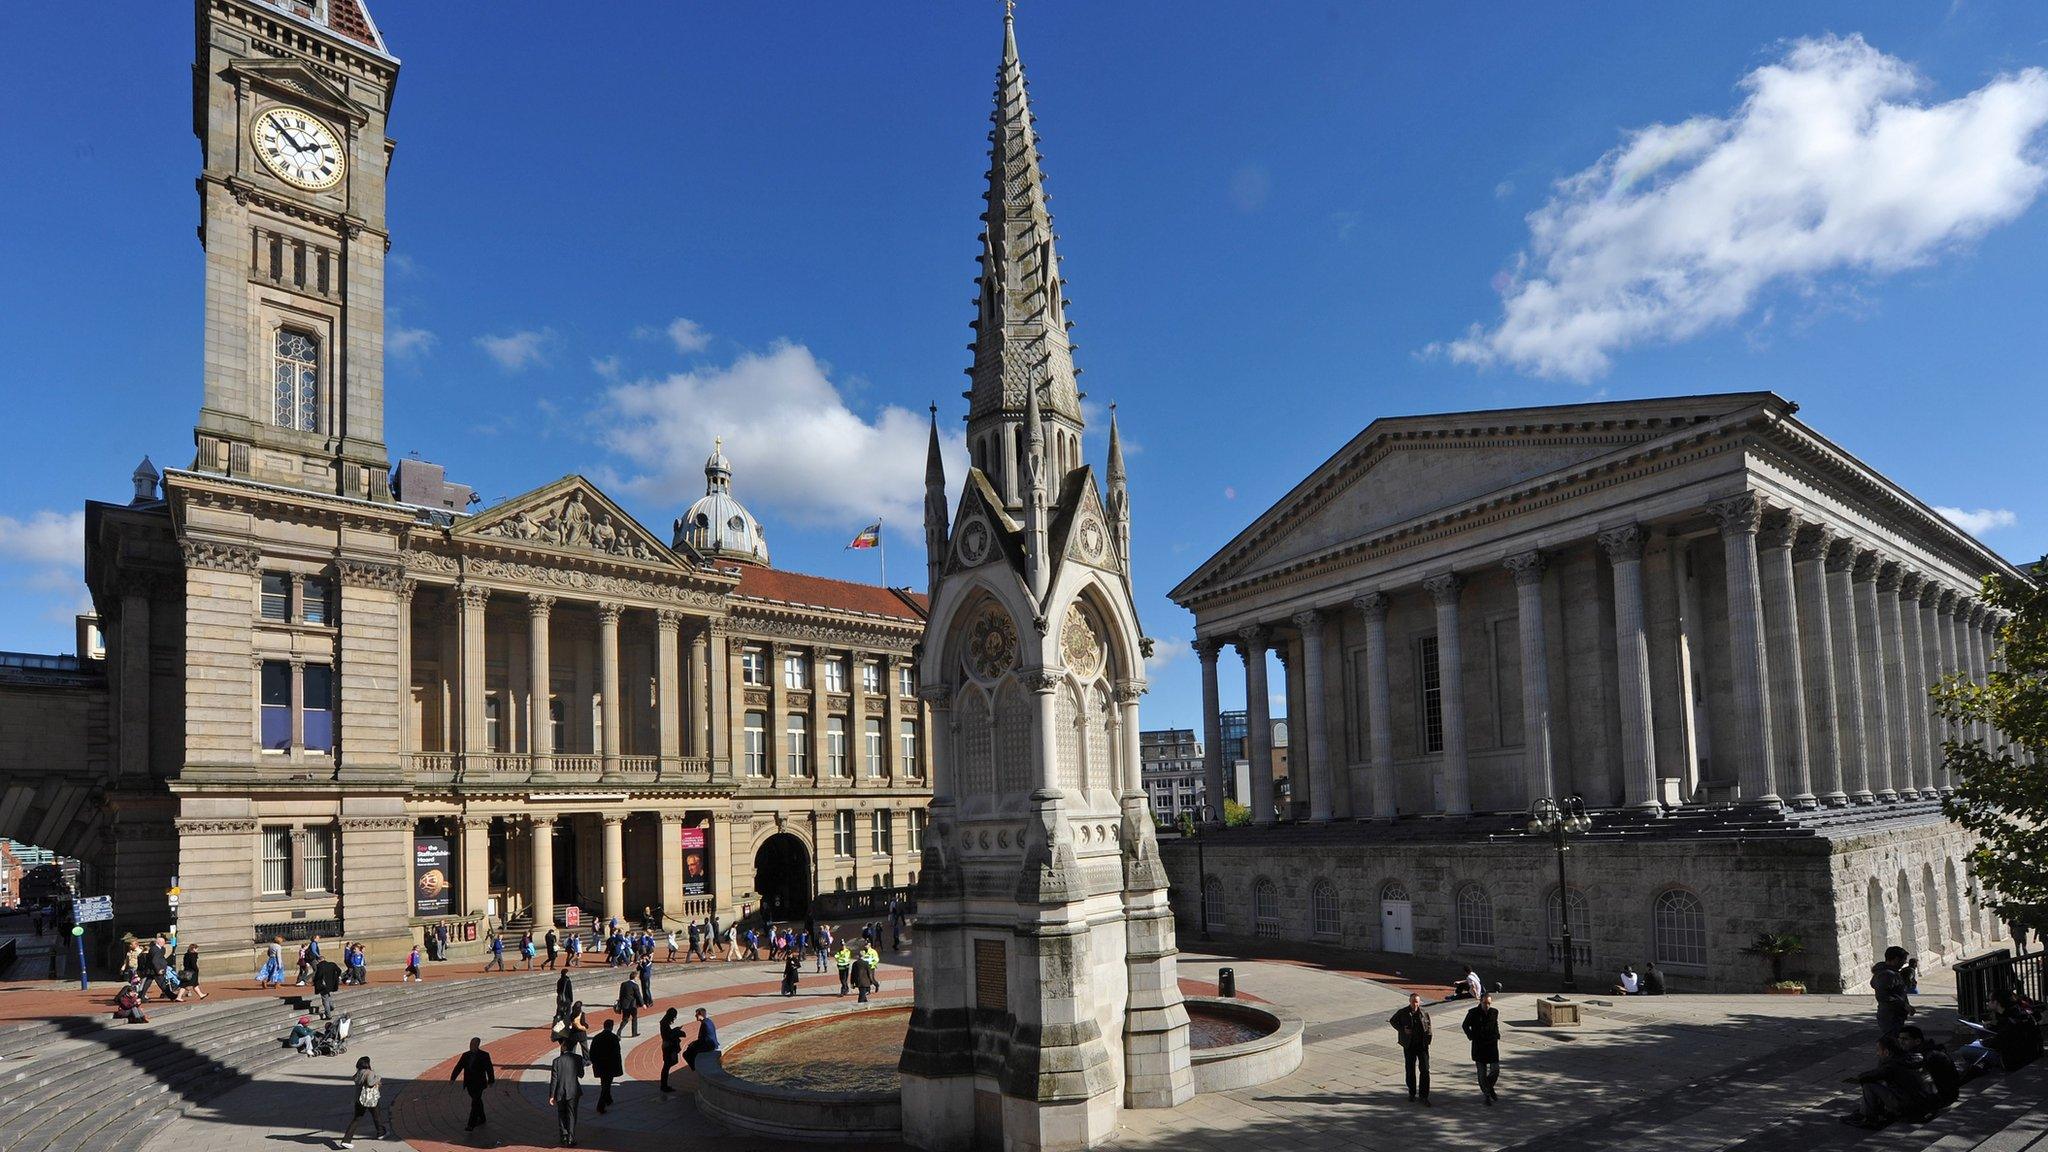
946, 469, 1023, 578
458, 476, 683, 569
226, 59, 365, 123
1051, 468, 1121, 578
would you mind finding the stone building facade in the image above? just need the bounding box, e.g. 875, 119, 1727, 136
1139, 728, 1205, 826
7, 0, 934, 969
1162, 393, 2021, 991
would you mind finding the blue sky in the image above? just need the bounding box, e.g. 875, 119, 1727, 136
2, 2, 2046, 734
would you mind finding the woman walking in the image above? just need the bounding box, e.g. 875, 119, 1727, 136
181, 943, 209, 1000
257, 935, 286, 988
659, 1007, 684, 1093
338, 1056, 390, 1147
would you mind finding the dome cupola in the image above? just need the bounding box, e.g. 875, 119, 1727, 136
673, 437, 770, 565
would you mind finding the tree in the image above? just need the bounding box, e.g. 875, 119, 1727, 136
1222, 799, 1251, 827
1937, 557, 2048, 939
1740, 931, 1805, 984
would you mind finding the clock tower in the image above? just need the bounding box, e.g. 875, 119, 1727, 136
192, 0, 397, 500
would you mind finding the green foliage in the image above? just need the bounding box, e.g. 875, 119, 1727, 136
1175, 811, 1196, 838
1740, 931, 1805, 982
1937, 558, 2048, 933
1222, 799, 1251, 827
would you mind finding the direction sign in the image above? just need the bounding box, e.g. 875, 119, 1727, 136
73, 895, 113, 924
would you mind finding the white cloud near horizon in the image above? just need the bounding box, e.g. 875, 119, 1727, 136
476, 329, 552, 371
1434, 35, 2048, 381
389, 325, 437, 359
1935, 506, 2017, 535
0, 510, 83, 568
600, 340, 967, 541
1145, 636, 1189, 677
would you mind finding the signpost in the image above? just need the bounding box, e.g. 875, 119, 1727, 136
72, 895, 113, 991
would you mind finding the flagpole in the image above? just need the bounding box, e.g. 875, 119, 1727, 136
878, 517, 887, 588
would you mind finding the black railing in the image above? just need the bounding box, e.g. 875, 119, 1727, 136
253, 918, 342, 944
810, 885, 916, 923
1956, 947, 2045, 1022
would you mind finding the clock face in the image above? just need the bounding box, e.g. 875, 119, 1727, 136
254, 107, 345, 191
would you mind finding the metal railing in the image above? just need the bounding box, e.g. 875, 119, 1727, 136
1956, 947, 2045, 1022
404, 752, 718, 788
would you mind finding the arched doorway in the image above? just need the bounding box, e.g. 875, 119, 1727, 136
754, 833, 811, 922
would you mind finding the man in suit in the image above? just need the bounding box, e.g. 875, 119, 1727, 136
547, 1040, 584, 1147
590, 1019, 623, 1113
616, 975, 643, 1037
684, 1007, 720, 1070
1461, 992, 1502, 1104
450, 1036, 496, 1131
1389, 992, 1433, 1105
312, 953, 343, 1020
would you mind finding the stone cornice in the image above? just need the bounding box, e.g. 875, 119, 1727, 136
339, 816, 414, 832
166, 468, 416, 534
175, 817, 259, 835
180, 538, 262, 575
724, 609, 920, 652
400, 548, 731, 612
336, 558, 403, 591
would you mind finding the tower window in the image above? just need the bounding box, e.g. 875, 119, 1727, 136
273, 328, 319, 432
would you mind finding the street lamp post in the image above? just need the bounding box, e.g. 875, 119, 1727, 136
1528, 794, 1593, 992
1194, 803, 1212, 942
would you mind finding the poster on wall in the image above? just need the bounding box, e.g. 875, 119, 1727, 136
413, 836, 453, 917
681, 825, 709, 896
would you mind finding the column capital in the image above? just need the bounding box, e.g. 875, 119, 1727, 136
1289, 609, 1323, 632
1756, 507, 1800, 552
1898, 570, 1925, 598
1965, 601, 1988, 626
1022, 668, 1063, 694
1235, 624, 1269, 652
918, 683, 950, 705
1352, 591, 1390, 620
1193, 636, 1225, 662
602, 813, 626, 828
1852, 549, 1883, 583
459, 815, 493, 830
1597, 525, 1645, 562
1422, 572, 1463, 603
1874, 559, 1904, 593
656, 607, 684, 631
1935, 587, 1959, 613
1112, 679, 1145, 705
1915, 579, 1943, 607
660, 811, 690, 825
1791, 521, 1833, 564
527, 593, 557, 617
1710, 493, 1765, 536
530, 815, 556, 830
1823, 535, 1857, 573
596, 601, 625, 625
1504, 550, 1546, 585
457, 583, 491, 609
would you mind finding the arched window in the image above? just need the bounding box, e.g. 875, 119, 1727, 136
1310, 880, 1340, 939
273, 328, 319, 432
1945, 861, 1966, 946
1923, 863, 1944, 952
1652, 889, 1708, 969
1455, 884, 1495, 949
1380, 881, 1410, 904
1203, 875, 1226, 932
1547, 887, 1591, 969
1253, 879, 1280, 939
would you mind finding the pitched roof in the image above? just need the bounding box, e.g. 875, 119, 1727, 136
732, 567, 928, 624
263, 0, 390, 57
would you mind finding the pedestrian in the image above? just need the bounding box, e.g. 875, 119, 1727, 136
545, 927, 559, 970
181, 943, 209, 1000
547, 1039, 584, 1147
555, 1001, 591, 1060
854, 942, 880, 1003
405, 942, 423, 983
485, 931, 507, 972
257, 935, 286, 988
659, 1007, 684, 1092
589, 1018, 623, 1114
835, 942, 853, 996
1642, 961, 1666, 995
566, 932, 582, 967
687, 919, 704, 963
781, 953, 802, 996
1390, 992, 1433, 1105
337, 1055, 390, 1147
313, 951, 343, 1019
665, 928, 679, 962
451, 1036, 496, 1131
617, 974, 643, 1037
522, 931, 537, 971
683, 1007, 720, 1070
1872, 946, 1915, 1038
815, 927, 831, 973
637, 953, 654, 1009
1462, 992, 1502, 1105
725, 924, 742, 963
555, 969, 576, 1024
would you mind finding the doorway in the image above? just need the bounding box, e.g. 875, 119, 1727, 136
1380, 882, 1414, 954
754, 833, 812, 922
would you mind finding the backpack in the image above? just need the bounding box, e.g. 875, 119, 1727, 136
358, 1082, 380, 1108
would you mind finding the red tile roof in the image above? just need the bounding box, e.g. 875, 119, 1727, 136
732, 566, 928, 623
326, 0, 379, 48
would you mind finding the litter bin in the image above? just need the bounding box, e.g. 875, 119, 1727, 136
1218, 967, 1236, 998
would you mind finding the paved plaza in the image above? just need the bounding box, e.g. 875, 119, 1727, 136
0, 941, 2006, 1152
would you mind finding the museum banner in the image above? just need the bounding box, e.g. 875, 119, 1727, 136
413, 836, 453, 917
681, 825, 709, 896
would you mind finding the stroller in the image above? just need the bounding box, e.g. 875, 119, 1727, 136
311, 1013, 351, 1056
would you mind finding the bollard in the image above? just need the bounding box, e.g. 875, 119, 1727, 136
1218, 967, 1236, 998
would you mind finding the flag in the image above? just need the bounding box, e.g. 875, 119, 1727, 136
846, 521, 882, 550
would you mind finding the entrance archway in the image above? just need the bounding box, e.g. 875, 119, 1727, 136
754, 833, 812, 922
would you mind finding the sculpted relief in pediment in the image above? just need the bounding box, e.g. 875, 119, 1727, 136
478, 491, 667, 564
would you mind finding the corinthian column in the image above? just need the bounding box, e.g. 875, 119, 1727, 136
1355, 593, 1396, 822
1711, 495, 1779, 810
1757, 510, 1814, 808
1924, 585, 1953, 793
1293, 610, 1335, 822
1877, 563, 1918, 800
1793, 525, 1846, 804
1196, 639, 1226, 822
1423, 573, 1470, 816
458, 585, 490, 764
1504, 552, 1554, 807
597, 602, 623, 783
1899, 573, 1933, 798
1854, 553, 1896, 800
1963, 604, 1989, 753
1599, 527, 1660, 812
1238, 627, 1274, 825
1824, 538, 1872, 802
1935, 589, 1962, 793
528, 595, 555, 779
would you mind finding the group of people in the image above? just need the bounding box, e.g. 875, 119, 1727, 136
1611, 963, 1667, 996
1389, 989, 1503, 1106
1840, 945, 2044, 1129
535, 994, 720, 1147
118, 933, 207, 1006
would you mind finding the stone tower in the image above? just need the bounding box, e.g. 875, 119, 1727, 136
902, 10, 1194, 1150
192, 0, 398, 499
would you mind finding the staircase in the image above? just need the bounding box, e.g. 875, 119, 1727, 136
0, 968, 564, 1151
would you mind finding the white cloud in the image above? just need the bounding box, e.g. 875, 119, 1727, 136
1222, 486, 1237, 501
1144, 636, 1189, 677
1493, 180, 1515, 200
600, 340, 967, 539
0, 510, 82, 568
591, 355, 623, 380
389, 325, 437, 359
475, 329, 552, 371
1436, 35, 2048, 381
1935, 506, 2017, 535
1229, 165, 1270, 213
665, 317, 711, 354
